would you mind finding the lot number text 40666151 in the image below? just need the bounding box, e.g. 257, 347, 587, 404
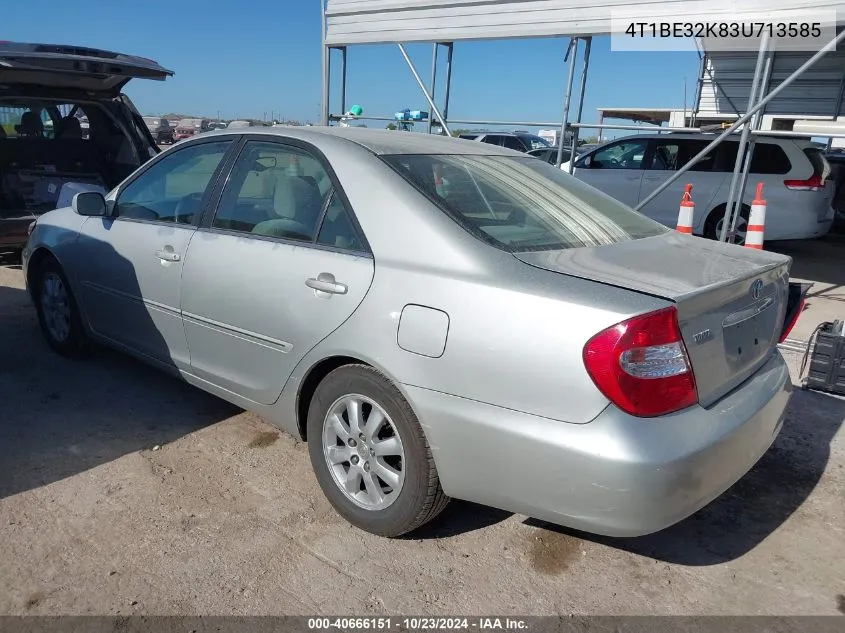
307, 617, 529, 631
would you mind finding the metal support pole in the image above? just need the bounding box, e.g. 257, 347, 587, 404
731, 50, 775, 239
397, 44, 452, 137
597, 112, 604, 141
340, 47, 347, 115
567, 37, 591, 173
443, 43, 454, 132
428, 44, 438, 134
635, 27, 845, 213
690, 52, 707, 126
721, 32, 769, 242
320, 1, 329, 126
556, 38, 579, 168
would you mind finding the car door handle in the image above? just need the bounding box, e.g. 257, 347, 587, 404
155, 249, 181, 262
306, 273, 347, 295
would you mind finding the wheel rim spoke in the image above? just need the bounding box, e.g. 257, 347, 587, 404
322, 393, 405, 511
346, 398, 363, 434
41, 273, 71, 342
372, 436, 401, 457
372, 458, 401, 490
362, 472, 385, 505
362, 407, 384, 442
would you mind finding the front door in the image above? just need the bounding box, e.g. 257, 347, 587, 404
572, 138, 648, 208
180, 138, 375, 404
75, 139, 233, 368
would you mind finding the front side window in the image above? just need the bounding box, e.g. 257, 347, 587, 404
212, 140, 333, 242
382, 154, 667, 253
114, 140, 232, 224
588, 139, 648, 170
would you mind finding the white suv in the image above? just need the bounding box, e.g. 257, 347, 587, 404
564, 133, 834, 242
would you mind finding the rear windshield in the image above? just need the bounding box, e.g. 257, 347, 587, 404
382, 154, 668, 252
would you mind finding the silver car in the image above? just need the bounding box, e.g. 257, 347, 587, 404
22, 127, 799, 538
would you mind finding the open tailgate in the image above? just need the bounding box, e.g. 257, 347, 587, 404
0, 42, 173, 94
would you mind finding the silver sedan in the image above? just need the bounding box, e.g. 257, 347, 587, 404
22, 127, 799, 538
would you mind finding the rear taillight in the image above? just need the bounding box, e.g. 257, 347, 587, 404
583, 307, 698, 418
784, 174, 824, 191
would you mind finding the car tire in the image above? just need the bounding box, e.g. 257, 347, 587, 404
34, 256, 90, 357
307, 364, 450, 537
704, 204, 751, 245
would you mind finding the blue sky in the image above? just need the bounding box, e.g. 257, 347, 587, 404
6, 0, 700, 135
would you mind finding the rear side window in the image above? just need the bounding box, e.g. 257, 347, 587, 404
749, 143, 792, 174
715, 141, 791, 174
482, 135, 503, 146
501, 136, 525, 151
382, 154, 667, 253
458, 134, 478, 140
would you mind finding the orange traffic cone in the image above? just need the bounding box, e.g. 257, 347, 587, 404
676, 184, 694, 234
745, 183, 766, 249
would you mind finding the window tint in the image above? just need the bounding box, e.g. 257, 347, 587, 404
501, 136, 525, 151
648, 139, 716, 172
382, 154, 667, 253
749, 144, 792, 174
714, 141, 792, 174
590, 139, 648, 170
316, 192, 365, 252
213, 140, 332, 242
115, 140, 231, 224
482, 135, 503, 146
649, 141, 680, 170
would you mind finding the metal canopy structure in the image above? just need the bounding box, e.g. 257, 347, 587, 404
321, 0, 845, 243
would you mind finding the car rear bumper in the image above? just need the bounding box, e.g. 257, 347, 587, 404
407, 350, 792, 537
0, 215, 36, 251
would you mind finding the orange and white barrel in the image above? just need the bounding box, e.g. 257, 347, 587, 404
746, 183, 766, 249
676, 184, 694, 234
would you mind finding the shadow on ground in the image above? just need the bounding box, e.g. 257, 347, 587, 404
527, 386, 844, 565
0, 283, 238, 499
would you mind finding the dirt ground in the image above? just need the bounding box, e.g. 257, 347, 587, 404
0, 264, 843, 616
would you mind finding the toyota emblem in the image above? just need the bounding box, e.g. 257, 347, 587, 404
750, 279, 764, 300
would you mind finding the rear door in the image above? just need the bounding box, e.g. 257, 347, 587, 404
572, 138, 648, 207
180, 137, 375, 405
638, 137, 725, 229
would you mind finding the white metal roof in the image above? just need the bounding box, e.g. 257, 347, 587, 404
325, 0, 845, 46
699, 49, 845, 118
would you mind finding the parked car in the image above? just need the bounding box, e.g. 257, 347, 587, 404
563, 133, 834, 243
0, 41, 173, 254
174, 118, 212, 141
458, 130, 554, 153
142, 116, 174, 144
527, 146, 586, 166
23, 127, 800, 538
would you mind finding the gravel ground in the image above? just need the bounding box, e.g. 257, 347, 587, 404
0, 264, 843, 616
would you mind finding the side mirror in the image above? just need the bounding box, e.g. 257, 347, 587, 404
72, 191, 107, 216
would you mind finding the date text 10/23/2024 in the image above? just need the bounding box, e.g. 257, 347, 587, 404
308, 618, 529, 631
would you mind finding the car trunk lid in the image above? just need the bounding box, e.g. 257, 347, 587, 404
515, 231, 791, 407
0, 41, 173, 95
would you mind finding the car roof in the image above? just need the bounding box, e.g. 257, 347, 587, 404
204, 126, 520, 156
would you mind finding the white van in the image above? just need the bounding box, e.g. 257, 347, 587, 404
564, 133, 834, 242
